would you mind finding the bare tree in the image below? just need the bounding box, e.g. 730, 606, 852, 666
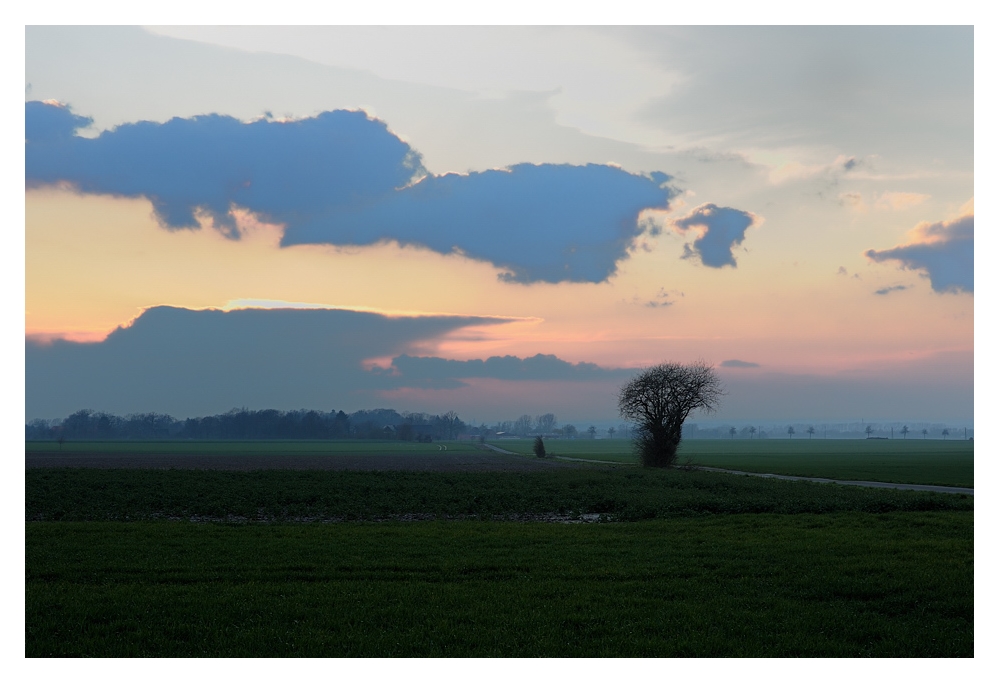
607, 427, 616, 438
787, 426, 795, 439
865, 425, 873, 438
900, 425, 909, 440
618, 360, 724, 468
749, 426, 757, 439
442, 411, 460, 440
587, 425, 597, 439
513, 414, 533, 437
806, 426, 815, 439
535, 413, 558, 435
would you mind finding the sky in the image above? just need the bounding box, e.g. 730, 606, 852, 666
22, 24, 975, 425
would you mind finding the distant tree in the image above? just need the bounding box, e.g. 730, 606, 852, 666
729, 426, 737, 439
787, 426, 795, 439
587, 425, 597, 439
749, 426, 757, 439
618, 360, 723, 468
865, 425, 873, 438
607, 427, 616, 438
535, 413, 558, 434
533, 435, 547, 458
513, 414, 534, 437
563, 424, 577, 439
442, 411, 460, 439
922, 428, 928, 439
900, 425, 909, 440
942, 428, 950, 440
806, 426, 815, 440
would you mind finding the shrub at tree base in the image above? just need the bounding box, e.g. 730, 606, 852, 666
533, 436, 547, 458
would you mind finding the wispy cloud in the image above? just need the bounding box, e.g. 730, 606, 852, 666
865, 204, 973, 294
720, 359, 760, 368
873, 285, 910, 296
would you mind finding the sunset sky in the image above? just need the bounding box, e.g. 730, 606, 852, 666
23, 25, 974, 425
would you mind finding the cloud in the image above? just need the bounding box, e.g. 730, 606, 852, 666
720, 359, 760, 368
671, 203, 759, 268
865, 207, 973, 294
874, 285, 910, 295
25, 306, 505, 418
376, 353, 632, 389
25, 101, 675, 283
875, 191, 929, 211
25, 306, 629, 419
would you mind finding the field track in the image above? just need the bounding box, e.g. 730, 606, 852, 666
692, 465, 974, 495
24, 448, 576, 472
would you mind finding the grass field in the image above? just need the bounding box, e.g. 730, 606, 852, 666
26, 439, 480, 455
26, 513, 972, 657
25, 440, 974, 657
491, 438, 974, 488
26, 467, 973, 522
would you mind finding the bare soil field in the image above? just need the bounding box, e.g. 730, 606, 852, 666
24, 449, 577, 472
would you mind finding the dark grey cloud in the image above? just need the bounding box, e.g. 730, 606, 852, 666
673, 203, 757, 268
865, 213, 973, 294
377, 353, 632, 389
25, 306, 629, 419
25, 306, 504, 418
25, 101, 675, 282
720, 359, 760, 368
874, 285, 910, 296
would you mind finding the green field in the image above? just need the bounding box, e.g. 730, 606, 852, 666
492, 438, 974, 488
26, 513, 972, 657
26, 439, 481, 455
26, 440, 974, 657
26, 467, 973, 522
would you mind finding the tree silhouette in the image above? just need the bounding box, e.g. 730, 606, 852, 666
921, 428, 928, 439
806, 426, 815, 439
607, 427, 616, 438
942, 428, 950, 440
787, 426, 795, 439
618, 360, 723, 468
865, 425, 873, 438
729, 426, 737, 438
532, 435, 547, 458
749, 426, 756, 439
587, 425, 597, 439
900, 425, 909, 439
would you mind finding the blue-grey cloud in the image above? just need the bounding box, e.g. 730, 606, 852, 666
26, 101, 421, 239
26, 306, 504, 418
874, 285, 910, 296
865, 213, 973, 294
376, 353, 632, 389
284, 165, 674, 283
672, 203, 757, 268
25, 306, 629, 419
720, 359, 760, 368
25, 101, 675, 282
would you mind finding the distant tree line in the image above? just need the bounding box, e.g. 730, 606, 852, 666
25, 408, 475, 442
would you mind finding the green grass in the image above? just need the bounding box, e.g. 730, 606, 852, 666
26, 468, 973, 522
25, 439, 480, 455
26, 513, 973, 657
493, 438, 974, 488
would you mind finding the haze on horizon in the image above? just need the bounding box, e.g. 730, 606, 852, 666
24, 26, 974, 426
